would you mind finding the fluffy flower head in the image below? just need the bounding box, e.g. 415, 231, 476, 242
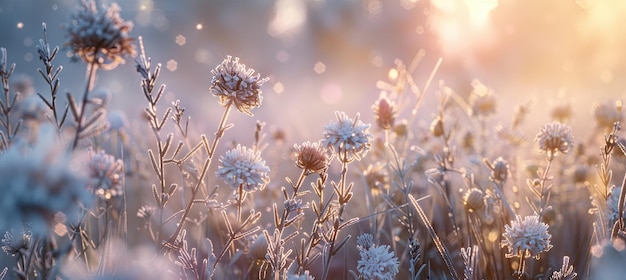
0, 126, 92, 235
372, 95, 396, 130
502, 214, 553, 259
322, 112, 373, 162
469, 80, 496, 117
356, 234, 399, 280
217, 145, 270, 192
65, 0, 135, 69
210, 56, 269, 115
86, 148, 124, 200
535, 122, 573, 158
294, 141, 328, 174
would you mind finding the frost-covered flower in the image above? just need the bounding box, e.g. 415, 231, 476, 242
469, 80, 496, 117
65, 0, 135, 69
463, 188, 485, 213
86, 148, 124, 200
535, 122, 573, 158
322, 112, 373, 162
550, 256, 577, 280
294, 141, 328, 174
593, 100, 623, 131
217, 145, 270, 192
210, 56, 269, 116
502, 214, 553, 259
0, 126, 92, 235
372, 95, 396, 130
1, 226, 31, 256
356, 234, 399, 280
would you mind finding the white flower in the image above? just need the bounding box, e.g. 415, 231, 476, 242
535, 122, 573, 158
210, 56, 269, 116
356, 234, 399, 280
65, 0, 135, 69
0, 125, 92, 235
86, 148, 124, 200
216, 145, 270, 192
502, 214, 553, 259
322, 112, 373, 162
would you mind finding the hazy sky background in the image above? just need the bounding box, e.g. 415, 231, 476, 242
0, 0, 624, 142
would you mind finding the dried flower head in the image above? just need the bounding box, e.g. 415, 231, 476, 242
550, 255, 577, 280
430, 116, 445, 137
1, 226, 31, 256
593, 100, 623, 131
210, 56, 269, 116
65, 0, 135, 69
372, 95, 396, 130
463, 188, 485, 213
0, 125, 92, 235
486, 157, 509, 183
469, 80, 496, 117
137, 205, 155, 220
294, 141, 328, 174
550, 100, 572, 123
86, 148, 124, 200
322, 112, 373, 162
502, 214, 553, 259
356, 234, 399, 280
363, 163, 389, 193
217, 145, 270, 192
535, 122, 574, 158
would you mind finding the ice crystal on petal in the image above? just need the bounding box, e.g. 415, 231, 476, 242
322, 112, 373, 162
502, 214, 553, 259
217, 145, 270, 192
210, 56, 269, 116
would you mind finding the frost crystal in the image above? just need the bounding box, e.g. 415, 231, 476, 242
217, 145, 270, 192
210, 56, 269, 116
322, 112, 373, 162
502, 214, 553, 259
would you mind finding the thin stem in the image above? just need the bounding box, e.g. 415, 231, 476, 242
72, 60, 98, 150
164, 101, 233, 251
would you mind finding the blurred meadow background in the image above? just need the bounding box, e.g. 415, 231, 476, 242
0, 0, 625, 279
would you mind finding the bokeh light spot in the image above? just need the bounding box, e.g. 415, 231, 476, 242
371, 55, 383, 67
23, 37, 33, 47
195, 49, 212, 64
314, 61, 326, 74
196, 23, 203, 30
166, 59, 177, 71
175, 35, 186, 46
16, 22, 23, 29
273, 82, 284, 94
23, 53, 33, 62
388, 68, 399, 80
